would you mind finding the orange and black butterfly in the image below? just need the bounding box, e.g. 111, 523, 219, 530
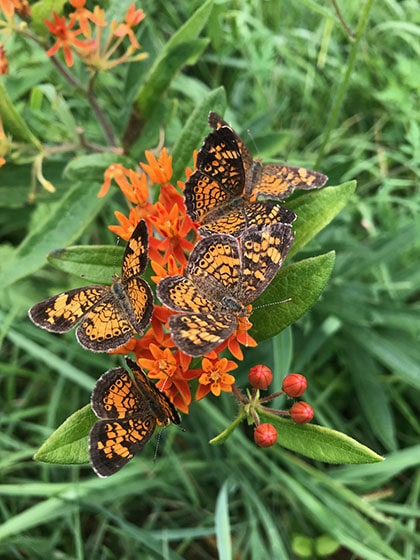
28, 220, 153, 352
184, 112, 327, 236
157, 223, 294, 356
89, 357, 181, 477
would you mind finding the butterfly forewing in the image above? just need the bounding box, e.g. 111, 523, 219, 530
121, 220, 149, 279
28, 285, 108, 333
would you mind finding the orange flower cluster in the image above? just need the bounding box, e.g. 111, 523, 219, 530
100, 149, 256, 413
43, 1, 147, 69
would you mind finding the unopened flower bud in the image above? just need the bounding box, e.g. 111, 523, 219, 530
254, 423, 278, 447
289, 401, 314, 424
248, 365, 273, 390
282, 373, 307, 397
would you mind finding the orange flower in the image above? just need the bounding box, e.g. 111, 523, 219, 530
113, 4, 146, 49
196, 357, 238, 400
149, 202, 196, 267
137, 344, 196, 413
69, 0, 106, 37
227, 313, 257, 360
140, 148, 172, 185
150, 255, 184, 285
44, 12, 93, 67
108, 208, 142, 240
158, 182, 186, 212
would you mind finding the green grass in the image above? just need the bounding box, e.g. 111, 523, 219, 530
1, 0, 420, 558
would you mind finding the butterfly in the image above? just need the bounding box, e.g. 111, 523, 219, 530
184, 112, 328, 236
157, 223, 294, 356
89, 357, 181, 477
28, 220, 153, 352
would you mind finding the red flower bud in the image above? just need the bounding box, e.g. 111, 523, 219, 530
254, 423, 278, 447
248, 365, 273, 390
282, 373, 307, 397
289, 401, 314, 424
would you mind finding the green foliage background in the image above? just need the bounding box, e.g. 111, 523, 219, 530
1, 0, 419, 558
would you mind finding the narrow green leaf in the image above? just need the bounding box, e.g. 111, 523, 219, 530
251, 251, 335, 341
0, 181, 107, 288
47, 246, 125, 284
259, 412, 383, 464
0, 82, 41, 147
348, 327, 420, 389
346, 342, 397, 451
136, 40, 209, 115
171, 87, 226, 181
34, 404, 94, 465
286, 181, 357, 257
135, 0, 213, 114
215, 483, 232, 560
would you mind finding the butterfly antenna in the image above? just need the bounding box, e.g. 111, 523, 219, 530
112, 236, 121, 275
153, 430, 162, 464
253, 298, 292, 311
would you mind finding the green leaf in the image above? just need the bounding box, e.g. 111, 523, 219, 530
251, 251, 335, 341
137, 40, 209, 115
286, 181, 357, 257
136, 0, 214, 114
0, 181, 107, 288
47, 245, 125, 284
171, 87, 226, 182
259, 412, 383, 464
0, 82, 41, 147
31, 0, 67, 37
34, 404, 95, 465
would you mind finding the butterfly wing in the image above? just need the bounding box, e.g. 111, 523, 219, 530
199, 200, 296, 237
208, 112, 254, 174
124, 277, 154, 333
75, 290, 138, 352
184, 126, 245, 223
121, 219, 149, 280
187, 234, 241, 302
239, 223, 295, 304
90, 365, 158, 477
126, 358, 180, 425
157, 275, 219, 314
89, 416, 156, 477
28, 285, 107, 333
256, 164, 328, 200
168, 312, 237, 357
